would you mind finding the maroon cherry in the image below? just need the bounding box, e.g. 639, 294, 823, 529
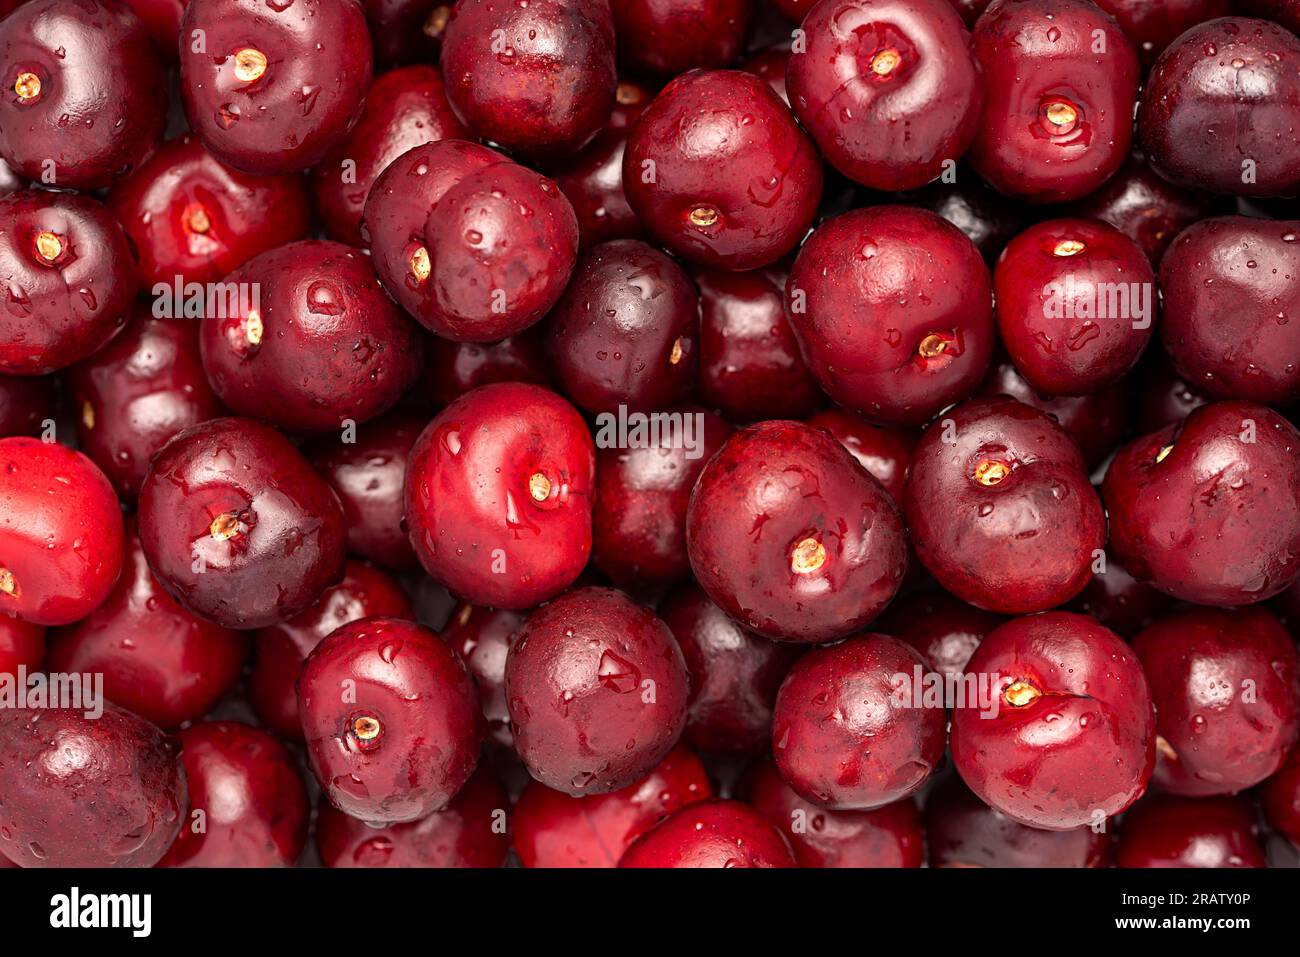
950, 612, 1156, 830
0, 437, 125, 627
317, 765, 509, 868
1067, 549, 1173, 638
67, 307, 225, 501
0, 373, 51, 438
875, 589, 1004, 686
137, 417, 347, 629
1092, 0, 1231, 65
968, 0, 1139, 203
0, 703, 185, 867
249, 559, 414, 742
363, 0, 450, 68
106, 135, 312, 288
504, 586, 690, 795
1102, 400, 1300, 606
405, 383, 595, 610
622, 69, 823, 270
158, 721, 309, 868
1116, 794, 1266, 868
179, 0, 373, 175
440, 0, 616, 158
300, 616, 484, 823
199, 240, 426, 433
804, 409, 916, 503
741, 44, 791, 106
0, 190, 137, 375
1137, 347, 1211, 433
1262, 743, 1300, 849
613, 0, 751, 76
618, 799, 796, 867
787, 0, 983, 191
903, 396, 1106, 613
0, 0, 167, 188
423, 327, 552, 406
309, 65, 468, 247
441, 602, 527, 748
785, 205, 994, 427
903, 172, 1033, 265
0, 614, 43, 678
687, 420, 908, 643
119, 0, 188, 59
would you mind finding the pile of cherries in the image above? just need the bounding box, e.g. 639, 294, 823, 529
2, 0, 1300, 870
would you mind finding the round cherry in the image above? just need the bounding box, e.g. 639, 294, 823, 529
441, 602, 527, 748
1116, 794, 1266, 868
1092, 0, 1231, 65
875, 589, 1003, 685
612, 0, 751, 76
1262, 743, 1300, 849
423, 327, 552, 406
618, 799, 796, 867
803, 409, 916, 502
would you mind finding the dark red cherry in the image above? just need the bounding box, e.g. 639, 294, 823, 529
903, 396, 1106, 613
1092, 0, 1231, 65
613, 0, 752, 76
902, 172, 1033, 265
405, 383, 595, 609
622, 69, 823, 270
545, 239, 699, 415
249, 559, 414, 741
316, 764, 509, 867
1067, 549, 1173, 638
1102, 400, 1300, 606
158, 721, 309, 868
179, 0, 373, 175
0, 191, 137, 375
1262, 743, 1300, 849
687, 420, 908, 643
363, 0, 449, 68
1136, 348, 1210, 433
785, 205, 994, 427
310, 65, 468, 247
504, 586, 690, 795
423, 327, 552, 406
137, 417, 347, 629
741, 44, 791, 106
106, 135, 312, 288
787, 0, 983, 191
1116, 794, 1266, 868
1238, 0, 1300, 35
440, 0, 616, 158
300, 616, 484, 823
803, 409, 916, 503
119, 0, 188, 59
0, 0, 167, 188
0, 437, 125, 627
875, 589, 1003, 685
0, 613, 43, 678
969, 0, 1139, 203
695, 266, 823, 423
441, 602, 527, 748
618, 799, 796, 867
0, 373, 51, 438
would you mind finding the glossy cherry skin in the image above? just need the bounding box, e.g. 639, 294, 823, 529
48, 525, 248, 729
1065, 152, 1228, 264
785, 206, 994, 426
179, 0, 373, 175
968, 0, 1139, 203
592, 407, 731, 591
306, 410, 423, 571
200, 241, 425, 433
505, 587, 689, 795
803, 409, 915, 502
1133, 606, 1300, 796
994, 219, 1155, 396
614, 0, 751, 76
1093, 0, 1230, 65
0, 373, 51, 437
658, 582, 803, 755
423, 327, 552, 406
741, 44, 791, 106
106, 135, 312, 288
544, 240, 700, 415
618, 799, 796, 867
742, 758, 924, 867
249, 559, 414, 741
950, 612, 1156, 831
787, 0, 983, 191
0, 703, 185, 867
512, 745, 711, 867
1068, 549, 1173, 638
310, 65, 468, 247
687, 420, 908, 643
0, 0, 167, 188
1159, 217, 1300, 406
923, 772, 1112, 868
622, 69, 823, 270
405, 383, 595, 610
158, 721, 309, 868
363, 0, 448, 68
0, 437, 125, 627
440, 0, 615, 158
317, 764, 509, 867
0, 191, 137, 375
0, 614, 43, 677
1137, 348, 1210, 432
1102, 401, 1300, 605
903, 172, 1033, 265
1262, 743, 1300, 848
1140, 18, 1300, 197
300, 616, 483, 823
1238, 0, 1300, 35
138, 417, 347, 629
876, 589, 1003, 685
442, 602, 527, 747
119, 0, 189, 58
67, 308, 224, 501
904, 397, 1106, 613
551, 80, 652, 250
1116, 794, 1266, 868
695, 266, 823, 423
772, 633, 945, 810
